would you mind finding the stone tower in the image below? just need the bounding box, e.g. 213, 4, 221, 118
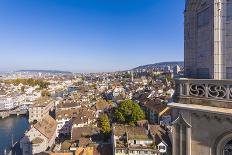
169, 0, 232, 155
185, 0, 232, 79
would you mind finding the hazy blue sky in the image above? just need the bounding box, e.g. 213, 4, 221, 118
0, 0, 184, 72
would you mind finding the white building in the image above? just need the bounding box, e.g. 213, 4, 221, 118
0, 97, 16, 110
56, 109, 78, 136
29, 97, 54, 123
20, 115, 57, 155
112, 124, 170, 155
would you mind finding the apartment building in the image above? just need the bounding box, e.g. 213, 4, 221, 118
20, 115, 57, 155
112, 124, 170, 155
29, 97, 54, 123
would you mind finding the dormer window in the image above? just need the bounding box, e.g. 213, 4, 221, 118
158, 143, 167, 153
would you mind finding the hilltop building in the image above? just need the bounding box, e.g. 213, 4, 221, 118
173, 65, 181, 77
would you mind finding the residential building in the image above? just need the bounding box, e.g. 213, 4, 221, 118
20, 115, 57, 155
173, 65, 181, 77
72, 115, 94, 128
29, 97, 54, 123
112, 124, 170, 155
142, 99, 169, 124
70, 126, 103, 152
164, 66, 171, 73
95, 100, 111, 117
0, 97, 15, 110
56, 109, 79, 136
56, 100, 81, 111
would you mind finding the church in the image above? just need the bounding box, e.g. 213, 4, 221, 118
169, 0, 232, 155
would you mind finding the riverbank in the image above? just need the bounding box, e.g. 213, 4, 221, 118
0, 116, 29, 155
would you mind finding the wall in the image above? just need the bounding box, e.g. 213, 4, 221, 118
172, 108, 232, 155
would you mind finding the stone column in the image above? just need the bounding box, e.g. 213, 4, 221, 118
186, 127, 192, 155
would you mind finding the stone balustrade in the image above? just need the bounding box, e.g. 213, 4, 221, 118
175, 78, 232, 101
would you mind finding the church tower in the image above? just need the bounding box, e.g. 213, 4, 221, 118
170, 0, 232, 155
185, 0, 232, 79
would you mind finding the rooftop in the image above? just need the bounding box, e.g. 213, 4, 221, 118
113, 124, 150, 140
57, 101, 80, 109
95, 100, 111, 110
33, 97, 53, 107
31, 137, 44, 144
143, 99, 167, 114
71, 127, 100, 142
56, 109, 80, 119
34, 115, 57, 140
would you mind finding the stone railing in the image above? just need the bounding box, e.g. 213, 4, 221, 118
175, 78, 232, 101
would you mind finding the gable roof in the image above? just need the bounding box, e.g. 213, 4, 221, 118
71, 127, 100, 142
34, 115, 57, 140
149, 125, 171, 146
113, 124, 150, 140
95, 100, 111, 110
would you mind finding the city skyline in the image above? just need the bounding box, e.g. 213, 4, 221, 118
0, 0, 184, 73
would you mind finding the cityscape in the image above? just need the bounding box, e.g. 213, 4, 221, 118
0, 0, 232, 155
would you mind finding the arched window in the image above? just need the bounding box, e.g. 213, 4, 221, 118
224, 140, 232, 155
215, 132, 232, 155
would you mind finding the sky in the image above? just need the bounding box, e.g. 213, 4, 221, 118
0, 0, 184, 73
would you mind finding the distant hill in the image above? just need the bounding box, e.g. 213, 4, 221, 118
16, 70, 72, 74
133, 61, 184, 70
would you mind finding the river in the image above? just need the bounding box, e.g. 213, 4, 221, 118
0, 116, 29, 155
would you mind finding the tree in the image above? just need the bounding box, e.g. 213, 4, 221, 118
41, 90, 51, 97
99, 114, 111, 135
92, 83, 97, 89
107, 100, 113, 105
21, 86, 25, 93
4, 78, 49, 89
114, 100, 145, 125
121, 81, 126, 87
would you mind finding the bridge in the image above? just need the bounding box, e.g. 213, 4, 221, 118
0, 108, 28, 119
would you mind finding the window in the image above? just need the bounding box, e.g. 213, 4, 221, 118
159, 145, 166, 150
134, 140, 136, 144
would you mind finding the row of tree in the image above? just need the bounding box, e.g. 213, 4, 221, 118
5, 78, 50, 89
